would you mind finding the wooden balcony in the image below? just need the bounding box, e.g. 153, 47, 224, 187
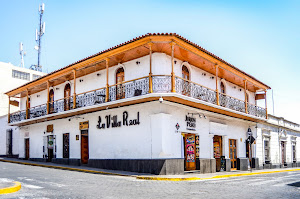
9, 75, 266, 125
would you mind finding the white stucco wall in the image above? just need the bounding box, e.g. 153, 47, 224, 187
18, 101, 254, 162
0, 115, 19, 156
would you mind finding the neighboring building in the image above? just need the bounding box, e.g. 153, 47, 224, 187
5, 33, 298, 174
256, 115, 300, 169
0, 62, 45, 116
0, 62, 46, 157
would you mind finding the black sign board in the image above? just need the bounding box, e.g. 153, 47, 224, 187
185, 115, 196, 131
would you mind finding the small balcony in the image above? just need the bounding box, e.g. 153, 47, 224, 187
9, 75, 266, 124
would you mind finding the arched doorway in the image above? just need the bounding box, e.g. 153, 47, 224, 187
64, 83, 71, 111
49, 89, 54, 113
116, 67, 125, 100
182, 65, 190, 96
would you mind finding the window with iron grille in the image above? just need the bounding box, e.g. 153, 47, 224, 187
264, 140, 270, 163
12, 70, 30, 80
292, 143, 296, 163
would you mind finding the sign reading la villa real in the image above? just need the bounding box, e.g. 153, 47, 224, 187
97, 111, 140, 129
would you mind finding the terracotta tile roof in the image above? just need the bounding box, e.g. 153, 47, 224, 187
6, 33, 270, 95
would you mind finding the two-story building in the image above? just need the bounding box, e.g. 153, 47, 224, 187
6, 33, 274, 174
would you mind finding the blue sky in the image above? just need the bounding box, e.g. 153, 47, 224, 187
1, 0, 299, 123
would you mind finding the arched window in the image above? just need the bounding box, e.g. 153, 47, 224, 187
182, 65, 190, 80
49, 89, 54, 113
220, 82, 226, 94
116, 67, 125, 100
64, 83, 71, 111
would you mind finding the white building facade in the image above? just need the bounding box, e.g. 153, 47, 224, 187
6, 33, 298, 174
0, 62, 45, 157
256, 115, 300, 169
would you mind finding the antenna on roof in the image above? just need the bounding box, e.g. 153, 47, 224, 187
32, 3, 45, 72
19, 42, 26, 68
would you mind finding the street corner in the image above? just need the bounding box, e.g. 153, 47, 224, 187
0, 178, 21, 195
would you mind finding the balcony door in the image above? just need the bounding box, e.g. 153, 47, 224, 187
181, 65, 190, 96
64, 83, 71, 111
116, 67, 125, 100
49, 89, 54, 113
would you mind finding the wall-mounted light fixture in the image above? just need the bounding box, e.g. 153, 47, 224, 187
188, 112, 207, 119
97, 73, 101, 77
233, 86, 236, 89
239, 88, 242, 91
37, 95, 40, 97
202, 73, 206, 76
79, 79, 84, 82
136, 61, 140, 65
174, 60, 177, 64
56, 87, 59, 90
210, 76, 214, 79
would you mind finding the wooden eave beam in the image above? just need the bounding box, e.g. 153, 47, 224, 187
171, 37, 270, 91
6, 35, 269, 97
6, 37, 152, 97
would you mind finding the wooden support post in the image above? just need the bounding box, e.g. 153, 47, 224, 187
265, 90, 268, 119
47, 81, 50, 114
105, 58, 110, 102
26, 89, 29, 119
8, 96, 10, 123
215, 65, 220, 105
148, 43, 153, 93
73, 69, 77, 109
244, 80, 248, 114
171, 42, 176, 93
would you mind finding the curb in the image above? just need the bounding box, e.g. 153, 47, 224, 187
137, 168, 300, 181
1, 159, 300, 181
0, 159, 130, 177
0, 181, 21, 195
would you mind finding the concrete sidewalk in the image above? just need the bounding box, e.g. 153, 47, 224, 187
1, 157, 300, 181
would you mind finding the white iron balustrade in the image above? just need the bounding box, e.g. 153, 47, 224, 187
9, 76, 267, 123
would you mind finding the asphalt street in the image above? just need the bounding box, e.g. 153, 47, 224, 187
0, 161, 300, 199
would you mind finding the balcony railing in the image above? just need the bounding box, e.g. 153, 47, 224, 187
9, 75, 267, 123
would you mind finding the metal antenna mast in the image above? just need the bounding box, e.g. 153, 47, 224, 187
33, 3, 45, 72
19, 42, 26, 68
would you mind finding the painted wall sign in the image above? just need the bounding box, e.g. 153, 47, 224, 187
185, 115, 196, 131
97, 111, 140, 129
79, 121, 89, 130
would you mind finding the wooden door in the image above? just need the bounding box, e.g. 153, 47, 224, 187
81, 132, 89, 164
25, 138, 29, 160
116, 68, 125, 100
63, 133, 69, 158
213, 135, 222, 172
64, 84, 71, 111
184, 134, 196, 171
229, 139, 237, 170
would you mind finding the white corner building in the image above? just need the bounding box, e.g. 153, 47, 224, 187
4, 33, 299, 174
